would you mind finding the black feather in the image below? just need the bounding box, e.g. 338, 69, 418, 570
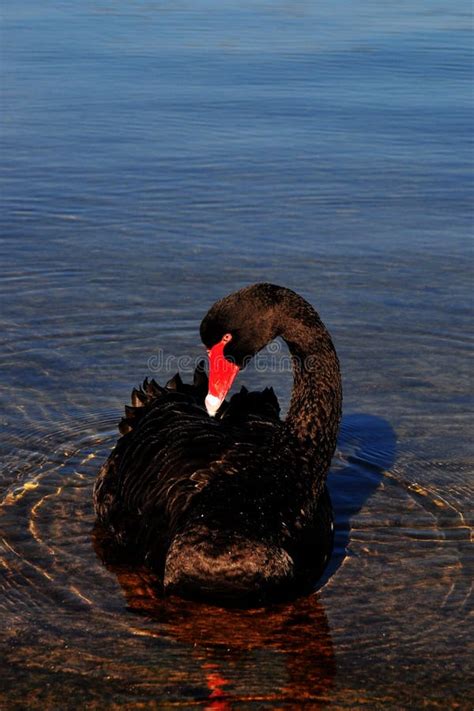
94, 284, 342, 604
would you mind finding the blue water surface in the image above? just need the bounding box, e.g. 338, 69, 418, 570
1, 1, 472, 708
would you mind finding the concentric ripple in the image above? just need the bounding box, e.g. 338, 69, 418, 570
1, 412, 336, 707
1, 410, 471, 708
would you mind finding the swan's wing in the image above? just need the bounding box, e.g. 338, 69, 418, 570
219, 385, 281, 423
93, 365, 278, 560
117, 360, 208, 436
94, 363, 207, 537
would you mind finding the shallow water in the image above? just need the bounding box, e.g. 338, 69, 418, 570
1, 1, 473, 708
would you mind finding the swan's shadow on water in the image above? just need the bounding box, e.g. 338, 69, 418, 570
318, 413, 397, 588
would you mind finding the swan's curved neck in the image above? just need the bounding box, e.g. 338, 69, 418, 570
279, 307, 342, 470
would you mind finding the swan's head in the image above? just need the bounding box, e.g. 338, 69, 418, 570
200, 284, 284, 416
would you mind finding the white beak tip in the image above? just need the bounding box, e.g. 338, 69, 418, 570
205, 394, 222, 417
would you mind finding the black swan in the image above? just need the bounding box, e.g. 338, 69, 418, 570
94, 283, 342, 603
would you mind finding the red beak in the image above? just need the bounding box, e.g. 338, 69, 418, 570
205, 339, 240, 416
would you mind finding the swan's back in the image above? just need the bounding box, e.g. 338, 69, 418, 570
94, 366, 315, 600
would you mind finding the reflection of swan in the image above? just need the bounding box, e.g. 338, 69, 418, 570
94, 284, 342, 602
92, 529, 335, 706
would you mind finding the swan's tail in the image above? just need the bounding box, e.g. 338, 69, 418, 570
163, 527, 295, 603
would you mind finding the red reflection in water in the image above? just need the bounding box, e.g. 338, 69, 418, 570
204, 663, 231, 711
95, 542, 335, 707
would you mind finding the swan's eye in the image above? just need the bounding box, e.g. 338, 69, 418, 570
222, 333, 232, 343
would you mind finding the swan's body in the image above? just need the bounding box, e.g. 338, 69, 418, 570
94, 284, 342, 602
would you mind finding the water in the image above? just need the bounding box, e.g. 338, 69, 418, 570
1, 0, 472, 707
